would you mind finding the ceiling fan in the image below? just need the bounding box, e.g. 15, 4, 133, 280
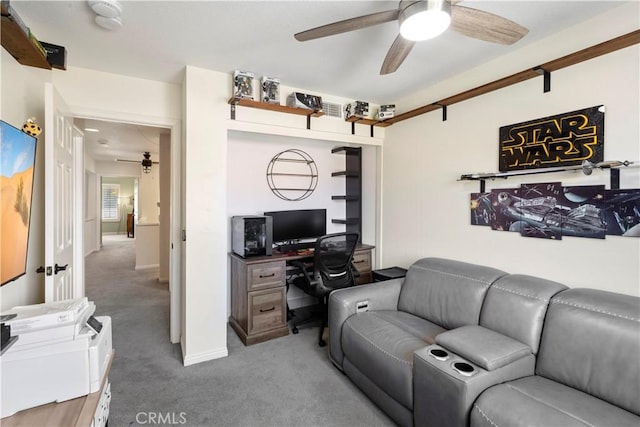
294, 0, 529, 75
116, 152, 159, 173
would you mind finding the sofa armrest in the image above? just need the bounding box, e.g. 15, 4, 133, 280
328, 278, 404, 369
414, 343, 535, 427
435, 325, 532, 371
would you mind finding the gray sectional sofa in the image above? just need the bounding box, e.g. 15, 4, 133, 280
328, 257, 640, 427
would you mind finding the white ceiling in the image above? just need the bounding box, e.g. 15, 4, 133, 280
74, 118, 166, 164
10, 0, 630, 161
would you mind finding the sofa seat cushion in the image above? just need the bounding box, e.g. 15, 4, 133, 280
471, 376, 640, 427
341, 310, 446, 410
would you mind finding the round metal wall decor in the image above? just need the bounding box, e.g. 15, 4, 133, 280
266, 149, 318, 201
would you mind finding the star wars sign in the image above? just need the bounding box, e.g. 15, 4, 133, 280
499, 105, 604, 172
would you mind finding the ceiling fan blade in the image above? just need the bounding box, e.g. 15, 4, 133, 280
380, 34, 415, 75
450, 5, 529, 45
115, 159, 159, 164
295, 9, 399, 41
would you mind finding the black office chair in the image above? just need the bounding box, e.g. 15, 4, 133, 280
289, 232, 360, 346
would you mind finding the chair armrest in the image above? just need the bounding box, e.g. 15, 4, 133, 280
328, 278, 404, 369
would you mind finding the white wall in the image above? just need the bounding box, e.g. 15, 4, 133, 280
0, 49, 51, 311
381, 5, 640, 296
182, 66, 230, 365
135, 224, 159, 270
227, 131, 348, 227
138, 164, 159, 224
159, 133, 171, 283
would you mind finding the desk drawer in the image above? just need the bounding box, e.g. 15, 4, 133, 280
248, 288, 286, 334
248, 262, 285, 291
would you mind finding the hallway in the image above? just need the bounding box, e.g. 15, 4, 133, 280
85, 234, 179, 362
84, 235, 183, 424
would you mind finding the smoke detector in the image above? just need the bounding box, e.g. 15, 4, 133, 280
95, 15, 122, 30
88, 0, 122, 18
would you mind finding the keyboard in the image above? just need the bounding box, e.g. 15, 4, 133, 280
277, 241, 315, 253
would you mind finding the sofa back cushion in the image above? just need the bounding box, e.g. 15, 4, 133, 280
397, 258, 506, 330
480, 274, 567, 354
537, 288, 640, 416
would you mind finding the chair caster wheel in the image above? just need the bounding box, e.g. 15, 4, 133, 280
319, 339, 326, 347
292, 327, 299, 334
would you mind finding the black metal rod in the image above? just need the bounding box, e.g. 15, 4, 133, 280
544, 70, 551, 93
534, 67, 551, 93
611, 168, 620, 189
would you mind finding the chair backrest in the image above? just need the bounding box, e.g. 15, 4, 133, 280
313, 232, 359, 292
397, 258, 507, 330
536, 288, 640, 416
479, 274, 567, 354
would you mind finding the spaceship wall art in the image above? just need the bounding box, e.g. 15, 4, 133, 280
470, 184, 640, 240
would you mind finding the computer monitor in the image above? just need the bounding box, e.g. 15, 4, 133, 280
263, 209, 326, 243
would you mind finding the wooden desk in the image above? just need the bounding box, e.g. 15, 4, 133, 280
229, 244, 374, 345
2, 350, 114, 427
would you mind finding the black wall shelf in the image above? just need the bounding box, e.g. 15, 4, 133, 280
331, 146, 362, 242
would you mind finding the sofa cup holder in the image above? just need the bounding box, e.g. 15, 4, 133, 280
429, 348, 450, 361
452, 361, 476, 377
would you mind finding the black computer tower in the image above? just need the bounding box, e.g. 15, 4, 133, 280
232, 216, 273, 257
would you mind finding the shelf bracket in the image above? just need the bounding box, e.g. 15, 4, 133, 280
351, 121, 356, 135
306, 115, 311, 130
480, 179, 486, 193
370, 124, 374, 138
610, 168, 620, 189
433, 103, 447, 121
534, 67, 551, 93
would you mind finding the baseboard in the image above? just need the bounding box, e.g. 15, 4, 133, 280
84, 248, 98, 257
182, 346, 228, 367
135, 263, 159, 271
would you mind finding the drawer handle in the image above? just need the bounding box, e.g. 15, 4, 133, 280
260, 306, 275, 313
353, 260, 365, 264
259, 273, 276, 278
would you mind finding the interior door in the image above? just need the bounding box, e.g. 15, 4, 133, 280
44, 83, 76, 301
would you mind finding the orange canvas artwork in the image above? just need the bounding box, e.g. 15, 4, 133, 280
1, 121, 37, 285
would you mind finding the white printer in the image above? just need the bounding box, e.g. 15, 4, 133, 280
0, 297, 113, 418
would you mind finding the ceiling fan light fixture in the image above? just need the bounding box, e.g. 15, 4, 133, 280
141, 152, 153, 174
399, 0, 451, 42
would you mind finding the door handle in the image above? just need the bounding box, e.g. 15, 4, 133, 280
54, 263, 69, 274
36, 266, 46, 274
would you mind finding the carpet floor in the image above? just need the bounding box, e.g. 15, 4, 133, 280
85, 235, 394, 426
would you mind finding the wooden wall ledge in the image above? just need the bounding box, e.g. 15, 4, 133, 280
385, 30, 640, 125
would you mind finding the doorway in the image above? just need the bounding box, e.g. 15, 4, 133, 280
77, 115, 180, 344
